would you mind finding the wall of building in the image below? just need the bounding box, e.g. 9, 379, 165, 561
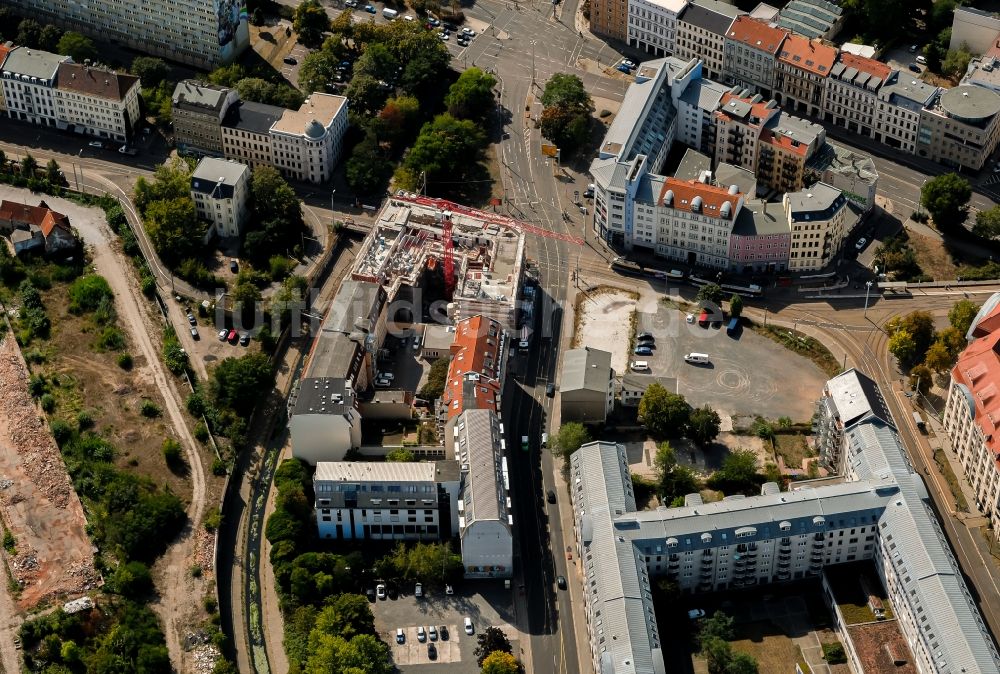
289, 412, 359, 465
461, 521, 514, 578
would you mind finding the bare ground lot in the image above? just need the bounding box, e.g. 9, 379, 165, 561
0, 334, 97, 610
572, 286, 638, 374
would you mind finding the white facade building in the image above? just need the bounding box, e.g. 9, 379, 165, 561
875, 76, 940, 154
822, 51, 892, 140
628, 0, 688, 57
674, 0, 743, 80
190, 157, 251, 239
5, 0, 249, 69
313, 460, 462, 540
450, 409, 513, 578
783, 182, 854, 271
54, 62, 141, 143
0, 47, 69, 129
288, 377, 363, 465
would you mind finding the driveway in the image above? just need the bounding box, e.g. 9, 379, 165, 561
634, 304, 827, 422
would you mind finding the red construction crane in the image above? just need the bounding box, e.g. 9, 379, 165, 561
443, 214, 455, 297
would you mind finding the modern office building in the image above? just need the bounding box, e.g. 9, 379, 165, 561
814, 368, 893, 471
560, 347, 616, 424
4, 0, 249, 69
572, 373, 1000, 674
722, 16, 788, 97
189, 157, 251, 239
313, 460, 462, 540
448, 408, 513, 578
172, 80, 240, 157
783, 181, 855, 271
917, 85, 1000, 171
674, 0, 743, 80
774, 33, 837, 117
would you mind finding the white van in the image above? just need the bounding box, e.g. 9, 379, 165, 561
630, 361, 649, 372
382, 7, 398, 18
684, 353, 709, 364
915, 54, 927, 65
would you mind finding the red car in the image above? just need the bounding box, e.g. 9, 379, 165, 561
698, 310, 709, 327
227, 329, 238, 341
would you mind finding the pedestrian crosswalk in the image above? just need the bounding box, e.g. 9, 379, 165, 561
984, 172, 1000, 186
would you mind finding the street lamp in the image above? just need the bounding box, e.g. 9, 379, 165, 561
863, 280, 873, 318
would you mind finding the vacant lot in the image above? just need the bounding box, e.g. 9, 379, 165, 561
572, 286, 639, 374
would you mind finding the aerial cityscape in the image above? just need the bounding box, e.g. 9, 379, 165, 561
3, 0, 1000, 673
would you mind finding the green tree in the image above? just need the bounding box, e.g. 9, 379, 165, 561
109, 560, 154, 598
298, 49, 342, 95
481, 651, 520, 674
400, 113, 487, 187
708, 448, 761, 495
540, 73, 592, 110
475, 626, 513, 666
68, 274, 113, 313
419, 356, 451, 399
921, 173, 971, 230
538, 73, 593, 151
942, 45, 972, 78
386, 448, 416, 462
293, 0, 330, 46
315, 594, 376, 640
20, 154, 37, 177
445, 67, 497, 121
949, 298, 979, 335
45, 158, 62, 185
38, 24, 63, 51
210, 353, 275, 415
924, 341, 953, 373
974, 206, 1000, 240
56, 32, 98, 63
654, 441, 700, 501
639, 384, 691, 438
375, 95, 423, 149
143, 197, 203, 266
131, 56, 171, 88
938, 325, 967, 359
386, 541, 463, 582
886, 311, 936, 366
346, 130, 394, 195
703, 636, 734, 674
689, 406, 721, 445
729, 652, 760, 674
728, 293, 743, 318
346, 74, 391, 118
697, 283, 724, 305
699, 611, 735, 648
909, 364, 933, 396
244, 166, 305, 264
235, 78, 304, 109
354, 43, 400, 81
16, 19, 43, 48
554, 422, 591, 460
888, 329, 917, 367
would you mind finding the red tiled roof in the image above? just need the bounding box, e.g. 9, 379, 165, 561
0, 45, 12, 69
441, 315, 505, 420
726, 16, 788, 55
760, 128, 808, 156
40, 210, 70, 237
778, 33, 837, 76
656, 177, 741, 218
835, 51, 892, 82
953, 331, 1000, 459
716, 91, 778, 125
0, 200, 65, 227
971, 300, 1000, 339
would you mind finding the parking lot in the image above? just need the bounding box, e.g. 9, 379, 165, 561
371, 582, 519, 672
631, 303, 827, 422
376, 327, 430, 394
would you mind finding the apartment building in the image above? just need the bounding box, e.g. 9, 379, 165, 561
189, 157, 250, 239
727, 199, 789, 273
172, 80, 239, 157
784, 182, 854, 271
54, 63, 140, 144
674, 0, 743, 80
269, 94, 349, 184
560, 347, 616, 424
591, 0, 630, 42
757, 115, 826, 193
313, 460, 462, 540
571, 376, 1000, 674
628, 0, 688, 57
822, 51, 892, 139
945, 296, 1000, 536
917, 85, 1000, 171
875, 75, 940, 154
4, 0, 249, 69
722, 16, 788, 97
805, 141, 879, 211
713, 91, 780, 175
448, 408, 513, 578
814, 368, 893, 471
0, 47, 69, 129
288, 377, 363, 466
440, 315, 508, 423
220, 101, 282, 171
774, 33, 836, 117
0, 45, 11, 112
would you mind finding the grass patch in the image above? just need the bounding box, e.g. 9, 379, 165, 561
726, 621, 800, 673
749, 323, 841, 378
934, 448, 969, 513
774, 433, 813, 469
836, 601, 876, 625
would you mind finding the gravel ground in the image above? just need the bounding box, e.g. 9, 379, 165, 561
572, 287, 638, 374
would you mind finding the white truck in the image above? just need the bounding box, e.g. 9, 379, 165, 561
382, 7, 398, 18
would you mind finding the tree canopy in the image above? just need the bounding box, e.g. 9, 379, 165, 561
445, 68, 497, 121
56, 32, 97, 63
475, 626, 513, 666
697, 283, 724, 305
949, 299, 979, 336
689, 406, 722, 446
293, 0, 330, 46
554, 422, 591, 460
131, 57, 171, 88
921, 173, 971, 230
707, 449, 762, 496
639, 385, 691, 438
481, 651, 520, 674
973, 206, 1000, 240
538, 73, 593, 152
144, 197, 204, 267
397, 113, 487, 190
210, 353, 275, 416
654, 442, 700, 502
886, 311, 935, 367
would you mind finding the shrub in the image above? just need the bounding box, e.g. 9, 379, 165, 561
140, 400, 161, 418
39, 393, 55, 412
23, 348, 45, 364
162, 438, 183, 469
823, 642, 846, 664
212, 457, 228, 476
117, 353, 134, 370
186, 391, 207, 417
2, 529, 15, 554
50, 419, 73, 446
28, 374, 48, 397
76, 410, 94, 431
204, 508, 222, 532
96, 326, 126, 351
68, 274, 113, 314
190, 564, 203, 578
204, 595, 218, 614
194, 422, 209, 442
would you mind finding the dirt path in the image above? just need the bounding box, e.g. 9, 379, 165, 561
72, 203, 208, 673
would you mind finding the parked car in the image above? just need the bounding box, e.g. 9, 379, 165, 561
88, 140, 104, 148
283, 56, 297, 65
557, 575, 567, 590
227, 329, 238, 342
417, 626, 426, 642
440, 625, 449, 640
464, 617, 474, 635
855, 237, 867, 251
190, 327, 199, 339
378, 372, 395, 381
366, 588, 375, 602
583, 184, 595, 198
909, 44, 918, 53
445, 584, 454, 595
402, 14, 414, 21
426, 17, 440, 26
688, 609, 706, 620
395, 628, 404, 643
376, 583, 386, 600
345, 0, 357, 6
686, 313, 695, 323
616, 64, 631, 73
429, 625, 438, 641
622, 59, 636, 68
547, 489, 556, 504
428, 643, 437, 660
230, 258, 239, 272
439, 31, 449, 40
119, 145, 138, 155
635, 346, 653, 355
457, 36, 469, 46
374, 378, 391, 388
908, 63, 921, 72
218, 329, 228, 341
240, 332, 250, 346
415, 582, 423, 598
637, 331, 654, 340
916, 54, 927, 65
443, 22, 458, 31
364, 3, 376, 11
462, 27, 475, 36
187, 312, 196, 325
